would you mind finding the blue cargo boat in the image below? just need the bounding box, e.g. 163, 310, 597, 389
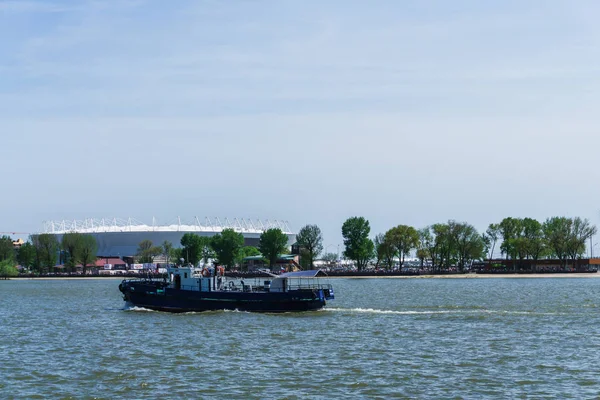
119, 266, 334, 313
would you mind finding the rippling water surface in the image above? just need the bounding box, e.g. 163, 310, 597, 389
2, 277, 600, 399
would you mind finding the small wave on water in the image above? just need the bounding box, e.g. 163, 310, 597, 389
325, 307, 465, 315
122, 306, 250, 315
483, 310, 566, 316
325, 307, 566, 316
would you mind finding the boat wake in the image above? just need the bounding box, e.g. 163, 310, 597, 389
326, 307, 461, 315
123, 305, 156, 312
325, 308, 565, 316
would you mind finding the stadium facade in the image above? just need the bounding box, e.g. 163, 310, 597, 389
42, 217, 296, 258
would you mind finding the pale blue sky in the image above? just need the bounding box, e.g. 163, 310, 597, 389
2, 0, 600, 249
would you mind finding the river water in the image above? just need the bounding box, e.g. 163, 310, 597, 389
1, 277, 600, 399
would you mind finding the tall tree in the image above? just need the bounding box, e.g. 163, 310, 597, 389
566, 217, 597, 262
521, 218, 545, 270
170, 248, 183, 265
17, 242, 36, 269
341, 216, 374, 272
211, 228, 245, 269
420, 227, 438, 270
61, 232, 83, 271
543, 217, 571, 266
77, 235, 98, 275
258, 228, 289, 268
485, 223, 501, 259
137, 239, 162, 264
295, 224, 324, 268
450, 221, 484, 272
375, 233, 395, 270
180, 233, 202, 265
499, 217, 522, 262
32, 234, 59, 273
162, 240, 173, 267
430, 224, 452, 271
0, 235, 15, 262
416, 228, 432, 268
385, 225, 419, 268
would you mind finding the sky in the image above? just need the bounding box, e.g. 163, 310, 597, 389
1, 0, 600, 251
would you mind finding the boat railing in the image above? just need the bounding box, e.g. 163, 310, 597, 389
286, 281, 333, 292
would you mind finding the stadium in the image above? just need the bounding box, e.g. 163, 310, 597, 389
42, 217, 296, 258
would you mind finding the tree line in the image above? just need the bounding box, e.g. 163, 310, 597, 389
5, 233, 100, 275
136, 225, 326, 271
1, 225, 321, 275
2, 215, 595, 276
138, 227, 294, 270
340, 216, 597, 272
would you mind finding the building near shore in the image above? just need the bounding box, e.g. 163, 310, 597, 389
41, 217, 295, 258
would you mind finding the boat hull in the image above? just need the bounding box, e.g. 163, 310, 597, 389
120, 281, 326, 313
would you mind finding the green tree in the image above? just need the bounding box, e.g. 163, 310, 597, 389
211, 228, 245, 269
32, 234, 59, 273
484, 223, 501, 259
17, 242, 36, 270
298, 248, 311, 270
385, 225, 419, 268
295, 224, 323, 269
566, 217, 597, 263
180, 233, 202, 265
0, 260, 18, 279
241, 246, 261, 258
0, 235, 15, 262
258, 228, 289, 268
137, 239, 162, 264
542, 217, 571, 266
450, 221, 484, 272
521, 218, 545, 270
162, 240, 173, 267
417, 228, 431, 268
375, 233, 395, 270
341, 216, 374, 272
428, 224, 452, 271
499, 217, 522, 263
77, 235, 98, 275
170, 247, 183, 265
61, 232, 83, 271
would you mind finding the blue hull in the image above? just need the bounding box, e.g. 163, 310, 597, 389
120, 281, 327, 313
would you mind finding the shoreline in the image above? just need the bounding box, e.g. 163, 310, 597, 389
328, 273, 600, 279
7, 273, 600, 280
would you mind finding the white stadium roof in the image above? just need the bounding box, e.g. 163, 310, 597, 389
42, 217, 293, 235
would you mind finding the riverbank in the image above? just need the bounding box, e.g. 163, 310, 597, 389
7, 272, 600, 280
330, 273, 600, 279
